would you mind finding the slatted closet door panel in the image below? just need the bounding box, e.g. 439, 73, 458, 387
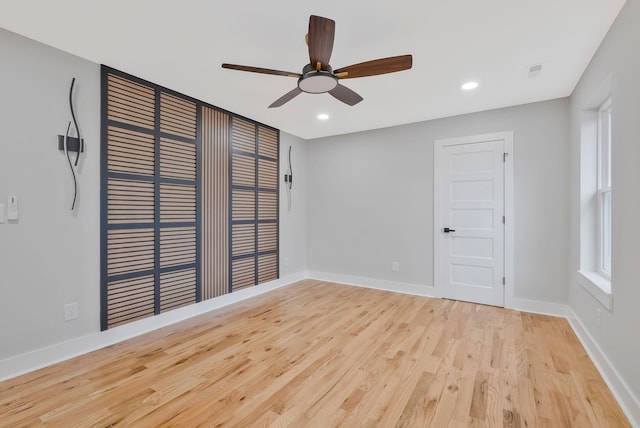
158, 92, 198, 312
231, 117, 256, 290
257, 126, 279, 284
103, 67, 201, 330
201, 107, 230, 299
104, 71, 156, 330
229, 119, 279, 291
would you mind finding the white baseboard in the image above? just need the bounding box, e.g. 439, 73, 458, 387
307, 271, 436, 297
0, 271, 307, 382
568, 309, 640, 428
509, 297, 571, 317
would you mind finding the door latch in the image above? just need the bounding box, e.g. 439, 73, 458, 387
443, 227, 456, 233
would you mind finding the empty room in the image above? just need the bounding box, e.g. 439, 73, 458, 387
1, 0, 639, 426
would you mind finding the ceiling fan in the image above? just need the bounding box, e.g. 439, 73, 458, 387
222, 15, 413, 108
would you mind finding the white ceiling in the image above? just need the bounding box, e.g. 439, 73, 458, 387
0, 0, 626, 140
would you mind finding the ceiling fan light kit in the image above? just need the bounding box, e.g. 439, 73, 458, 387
298, 64, 338, 94
222, 15, 413, 108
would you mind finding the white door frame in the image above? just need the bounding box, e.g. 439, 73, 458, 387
433, 131, 514, 308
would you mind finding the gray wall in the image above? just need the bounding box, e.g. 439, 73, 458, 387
279, 132, 307, 276
569, 0, 640, 400
0, 29, 308, 361
0, 28, 101, 359
307, 98, 570, 303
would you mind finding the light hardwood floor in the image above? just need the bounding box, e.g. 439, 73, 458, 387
0, 280, 630, 427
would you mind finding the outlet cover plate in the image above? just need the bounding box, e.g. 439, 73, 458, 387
64, 302, 78, 321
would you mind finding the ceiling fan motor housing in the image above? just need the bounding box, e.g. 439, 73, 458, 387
298, 64, 338, 94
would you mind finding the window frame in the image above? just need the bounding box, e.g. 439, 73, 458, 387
597, 97, 612, 279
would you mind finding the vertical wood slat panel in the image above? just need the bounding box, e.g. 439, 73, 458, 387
201, 106, 230, 299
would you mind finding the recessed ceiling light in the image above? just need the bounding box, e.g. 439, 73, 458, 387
317, 113, 329, 120
461, 81, 479, 90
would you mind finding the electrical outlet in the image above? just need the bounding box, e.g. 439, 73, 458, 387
391, 262, 399, 272
596, 308, 602, 327
64, 302, 78, 321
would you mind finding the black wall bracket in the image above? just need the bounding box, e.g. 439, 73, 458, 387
57, 135, 84, 153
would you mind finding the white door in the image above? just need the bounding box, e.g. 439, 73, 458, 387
435, 134, 511, 307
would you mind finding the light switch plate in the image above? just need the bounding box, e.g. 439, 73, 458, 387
7, 195, 17, 220
0, 204, 5, 223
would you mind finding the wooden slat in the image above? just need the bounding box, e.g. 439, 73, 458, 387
160, 93, 196, 139
258, 223, 277, 253
201, 107, 230, 300
258, 159, 278, 189
258, 126, 278, 159
258, 192, 277, 220
160, 137, 196, 180
106, 274, 155, 328
107, 178, 155, 224
231, 118, 256, 153
232, 257, 255, 290
257, 253, 277, 284
107, 75, 155, 130
160, 183, 196, 222
232, 224, 255, 256
160, 227, 196, 268
107, 228, 155, 276
231, 189, 255, 221
232, 153, 255, 187
160, 268, 196, 312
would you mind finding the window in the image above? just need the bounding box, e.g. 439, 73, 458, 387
578, 90, 612, 310
597, 98, 612, 278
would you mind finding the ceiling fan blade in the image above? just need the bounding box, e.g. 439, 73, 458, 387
222, 63, 301, 78
269, 87, 303, 108
308, 15, 335, 70
328, 84, 363, 106
334, 54, 413, 79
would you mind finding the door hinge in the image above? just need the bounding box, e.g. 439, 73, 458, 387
502, 276, 506, 286
502, 215, 505, 224
503, 152, 508, 162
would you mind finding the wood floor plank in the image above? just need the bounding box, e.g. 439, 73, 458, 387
0, 280, 630, 427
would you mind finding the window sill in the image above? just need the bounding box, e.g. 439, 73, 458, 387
577, 270, 612, 310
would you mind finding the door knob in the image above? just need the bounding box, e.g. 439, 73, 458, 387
443, 227, 456, 233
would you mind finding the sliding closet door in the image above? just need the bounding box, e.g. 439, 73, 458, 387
158, 93, 198, 312
102, 73, 157, 329
101, 66, 279, 329
230, 118, 279, 291
256, 127, 279, 283
101, 67, 199, 330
